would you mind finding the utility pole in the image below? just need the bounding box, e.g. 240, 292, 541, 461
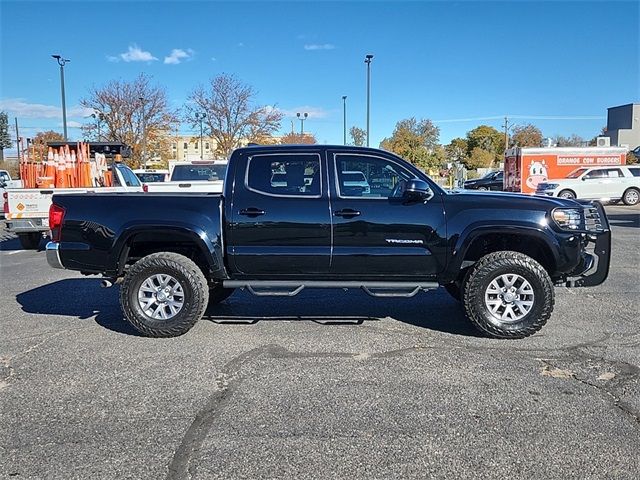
364, 54, 374, 147
502, 116, 511, 152
14, 117, 20, 161
342, 96, 347, 145
139, 97, 147, 168
51, 55, 70, 141
195, 112, 206, 160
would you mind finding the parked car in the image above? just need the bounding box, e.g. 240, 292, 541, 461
341, 170, 371, 194
536, 165, 640, 205
133, 169, 168, 183
144, 160, 227, 193
463, 170, 504, 191
46, 145, 610, 339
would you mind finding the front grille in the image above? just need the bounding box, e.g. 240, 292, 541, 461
583, 206, 603, 232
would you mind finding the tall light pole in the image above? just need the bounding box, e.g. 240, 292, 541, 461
342, 96, 347, 145
364, 54, 374, 147
51, 55, 70, 141
195, 112, 206, 160
296, 112, 308, 135
139, 96, 147, 168
91, 111, 105, 141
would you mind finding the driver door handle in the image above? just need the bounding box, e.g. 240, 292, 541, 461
334, 208, 361, 218
239, 207, 266, 217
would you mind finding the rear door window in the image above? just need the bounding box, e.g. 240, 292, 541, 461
246, 154, 321, 197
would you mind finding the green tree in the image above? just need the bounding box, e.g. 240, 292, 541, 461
464, 147, 495, 170
0, 111, 12, 162
349, 126, 366, 146
511, 123, 543, 147
445, 137, 468, 163
466, 125, 504, 162
379, 117, 441, 170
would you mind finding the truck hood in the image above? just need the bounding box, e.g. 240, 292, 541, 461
448, 189, 581, 209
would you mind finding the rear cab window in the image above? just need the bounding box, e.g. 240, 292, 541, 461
246, 153, 321, 197
171, 164, 226, 182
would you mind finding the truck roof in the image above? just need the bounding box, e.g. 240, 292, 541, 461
235, 144, 390, 155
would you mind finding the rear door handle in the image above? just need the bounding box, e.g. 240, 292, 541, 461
239, 207, 266, 217
334, 209, 361, 218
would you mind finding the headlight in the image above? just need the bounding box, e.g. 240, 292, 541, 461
543, 183, 559, 190
552, 208, 582, 230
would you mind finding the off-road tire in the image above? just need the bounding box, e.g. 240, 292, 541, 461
463, 251, 554, 339
120, 252, 209, 337
209, 286, 235, 305
18, 233, 41, 250
622, 188, 640, 206
558, 189, 576, 200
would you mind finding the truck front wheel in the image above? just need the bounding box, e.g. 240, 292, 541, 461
18, 232, 42, 250
462, 251, 554, 339
120, 252, 209, 337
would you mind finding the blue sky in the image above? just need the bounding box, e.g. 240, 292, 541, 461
1, 0, 638, 152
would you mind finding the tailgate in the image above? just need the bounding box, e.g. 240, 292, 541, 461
6, 189, 54, 220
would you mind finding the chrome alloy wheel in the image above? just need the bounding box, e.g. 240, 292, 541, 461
484, 273, 535, 324
137, 274, 185, 320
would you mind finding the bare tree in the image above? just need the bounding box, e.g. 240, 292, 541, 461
186, 74, 283, 157
81, 74, 178, 166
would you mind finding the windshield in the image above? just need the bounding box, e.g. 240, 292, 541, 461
136, 173, 166, 183
566, 168, 587, 179
0, 171, 9, 182
342, 172, 367, 183
482, 171, 498, 179
171, 164, 227, 182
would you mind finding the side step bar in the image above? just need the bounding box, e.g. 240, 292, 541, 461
222, 280, 439, 298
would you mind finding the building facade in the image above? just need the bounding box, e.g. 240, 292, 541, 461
605, 103, 640, 150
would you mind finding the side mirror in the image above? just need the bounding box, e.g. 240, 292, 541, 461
581, 177, 587, 181
403, 179, 434, 202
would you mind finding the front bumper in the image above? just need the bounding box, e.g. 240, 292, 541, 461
564, 202, 611, 287
46, 242, 64, 269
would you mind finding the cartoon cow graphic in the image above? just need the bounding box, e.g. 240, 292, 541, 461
526, 160, 548, 190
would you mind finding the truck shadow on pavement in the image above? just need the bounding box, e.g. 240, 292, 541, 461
606, 212, 640, 229
16, 279, 479, 337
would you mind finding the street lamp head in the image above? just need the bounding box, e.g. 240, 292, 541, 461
296, 112, 301, 118
365, 54, 374, 63
304, 113, 308, 119
342, 95, 347, 101
51, 54, 61, 60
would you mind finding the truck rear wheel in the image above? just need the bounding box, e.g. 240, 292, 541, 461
18, 233, 42, 250
120, 252, 209, 337
462, 251, 554, 339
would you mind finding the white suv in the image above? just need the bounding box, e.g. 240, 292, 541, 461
536, 165, 640, 205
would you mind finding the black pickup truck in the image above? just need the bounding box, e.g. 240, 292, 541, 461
45, 145, 611, 339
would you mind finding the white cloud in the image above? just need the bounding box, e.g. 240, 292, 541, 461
304, 43, 335, 51
164, 48, 194, 65
114, 44, 158, 62
211, 57, 217, 62
60, 121, 83, 128
0, 99, 92, 119
237, 42, 244, 47
278, 106, 330, 119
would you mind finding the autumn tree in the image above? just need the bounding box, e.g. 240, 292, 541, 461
379, 117, 441, 170
186, 73, 283, 158
279, 132, 317, 145
466, 125, 504, 163
0, 111, 12, 161
81, 73, 178, 166
445, 137, 468, 163
464, 147, 495, 170
511, 123, 543, 147
349, 126, 366, 147
626, 151, 638, 165
25, 130, 64, 161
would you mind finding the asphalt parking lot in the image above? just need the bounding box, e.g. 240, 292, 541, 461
1, 204, 639, 479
